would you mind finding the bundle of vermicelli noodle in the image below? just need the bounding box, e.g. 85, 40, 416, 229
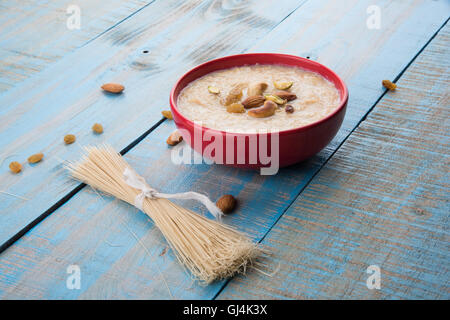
67, 145, 261, 283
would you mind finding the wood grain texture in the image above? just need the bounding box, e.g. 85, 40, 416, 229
0, 0, 152, 93
0, 0, 306, 247
218, 23, 450, 300
0, 0, 448, 299
1, 0, 447, 253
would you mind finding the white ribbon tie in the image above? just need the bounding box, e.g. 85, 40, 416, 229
123, 167, 223, 219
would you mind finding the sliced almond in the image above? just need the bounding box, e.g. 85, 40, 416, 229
242, 95, 265, 109
166, 130, 183, 146
248, 100, 276, 118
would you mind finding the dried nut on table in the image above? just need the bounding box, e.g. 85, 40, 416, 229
101, 83, 125, 93
226, 102, 245, 113
64, 134, 76, 145
92, 123, 103, 134
242, 95, 265, 109
216, 194, 237, 214
9, 161, 22, 173
207, 85, 220, 94
248, 100, 277, 118
274, 90, 297, 101
382, 80, 397, 91
161, 110, 173, 120
28, 153, 44, 164
285, 104, 294, 113
223, 84, 245, 105
247, 82, 268, 97
264, 94, 287, 105
166, 130, 183, 146
273, 80, 293, 90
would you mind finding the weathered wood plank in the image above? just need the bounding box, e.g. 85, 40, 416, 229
0, 1, 448, 299
218, 23, 450, 300
0, 0, 152, 93
1, 0, 448, 252
0, 0, 306, 247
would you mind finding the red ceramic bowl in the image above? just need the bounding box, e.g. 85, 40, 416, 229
170, 53, 348, 170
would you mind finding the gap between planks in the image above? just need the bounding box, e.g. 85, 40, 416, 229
0, 1, 310, 254
79, 0, 158, 49
0, 1, 446, 298
210, 16, 450, 301
0, 0, 157, 94
0, 118, 165, 254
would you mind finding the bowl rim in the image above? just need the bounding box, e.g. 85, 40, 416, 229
170, 53, 349, 136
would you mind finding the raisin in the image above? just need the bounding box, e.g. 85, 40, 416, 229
64, 134, 76, 145
9, 161, 22, 173
382, 80, 397, 91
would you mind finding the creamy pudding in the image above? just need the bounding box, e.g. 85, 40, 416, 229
177, 64, 341, 133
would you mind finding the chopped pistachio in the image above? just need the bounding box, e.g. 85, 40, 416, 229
208, 86, 220, 94
264, 94, 287, 105
273, 81, 293, 90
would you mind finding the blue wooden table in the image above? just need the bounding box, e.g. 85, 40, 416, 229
0, 0, 448, 299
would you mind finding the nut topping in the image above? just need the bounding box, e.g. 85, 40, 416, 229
273, 81, 293, 90
274, 90, 297, 101
242, 95, 265, 109
226, 103, 245, 113
248, 100, 277, 118
208, 86, 220, 94
264, 94, 287, 105
247, 82, 268, 97
223, 84, 245, 105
